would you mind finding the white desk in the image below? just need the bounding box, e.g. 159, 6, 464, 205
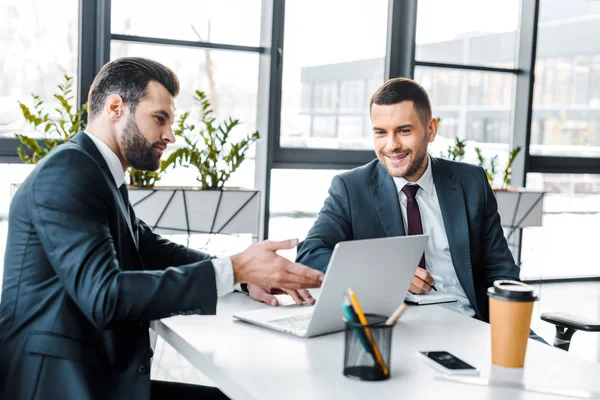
152, 293, 600, 400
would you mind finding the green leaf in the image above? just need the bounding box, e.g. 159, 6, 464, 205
13, 75, 86, 164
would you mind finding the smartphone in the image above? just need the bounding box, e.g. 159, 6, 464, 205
417, 351, 479, 376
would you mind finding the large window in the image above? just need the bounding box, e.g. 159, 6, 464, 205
110, 28, 261, 191
416, 0, 520, 68
416, 67, 516, 183
268, 169, 346, 260
279, 0, 388, 150
521, 0, 600, 280
522, 173, 600, 280
529, 0, 600, 157
0, 0, 79, 139
111, 43, 259, 135
413, 0, 521, 189
111, 0, 262, 46
0, 163, 36, 299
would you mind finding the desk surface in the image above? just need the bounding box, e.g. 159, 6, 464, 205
153, 292, 600, 400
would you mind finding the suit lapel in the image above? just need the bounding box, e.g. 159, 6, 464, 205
431, 158, 478, 314
70, 133, 139, 251
369, 162, 406, 237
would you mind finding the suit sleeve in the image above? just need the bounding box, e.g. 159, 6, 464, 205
478, 167, 521, 284
29, 148, 218, 329
136, 221, 234, 296
136, 219, 212, 270
296, 175, 353, 272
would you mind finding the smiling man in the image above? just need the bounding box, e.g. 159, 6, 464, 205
0, 57, 323, 400
296, 77, 520, 323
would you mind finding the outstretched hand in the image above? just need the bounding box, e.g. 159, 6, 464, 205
231, 238, 324, 291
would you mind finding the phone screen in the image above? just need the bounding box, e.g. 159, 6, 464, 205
420, 351, 476, 370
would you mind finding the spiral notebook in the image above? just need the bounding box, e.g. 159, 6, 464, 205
405, 292, 457, 305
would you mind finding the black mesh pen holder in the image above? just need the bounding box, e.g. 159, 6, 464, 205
343, 314, 393, 381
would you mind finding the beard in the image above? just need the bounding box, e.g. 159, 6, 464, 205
380, 146, 428, 179
121, 114, 163, 171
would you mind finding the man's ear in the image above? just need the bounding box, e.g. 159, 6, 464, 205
105, 94, 125, 122
427, 117, 438, 143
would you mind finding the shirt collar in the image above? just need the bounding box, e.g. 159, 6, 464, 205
392, 155, 434, 196
84, 131, 126, 187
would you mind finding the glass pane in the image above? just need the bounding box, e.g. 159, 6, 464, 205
111, 0, 261, 47
0, 163, 35, 300
530, 0, 600, 157
416, 0, 520, 68
280, 0, 388, 150
0, 0, 79, 139
110, 42, 259, 189
415, 67, 516, 187
521, 173, 600, 279
268, 169, 346, 260
0, 164, 35, 215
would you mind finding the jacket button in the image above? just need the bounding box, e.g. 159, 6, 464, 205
138, 364, 150, 375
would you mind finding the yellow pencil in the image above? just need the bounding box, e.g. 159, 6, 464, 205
347, 287, 389, 376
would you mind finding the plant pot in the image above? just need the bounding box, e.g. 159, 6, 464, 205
128, 187, 260, 238
493, 188, 545, 230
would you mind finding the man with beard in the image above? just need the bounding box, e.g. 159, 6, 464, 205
0, 57, 323, 400
295, 77, 520, 323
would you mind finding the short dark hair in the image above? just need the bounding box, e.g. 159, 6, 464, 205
369, 78, 432, 126
87, 57, 180, 120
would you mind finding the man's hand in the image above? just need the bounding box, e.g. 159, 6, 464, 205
246, 284, 316, 307
231, 238, 324, 290
409, 267, 436, 294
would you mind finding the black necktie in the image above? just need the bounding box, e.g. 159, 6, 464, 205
401, 184, 426, 269
119, 183, 138, 246
119, 184, 129, 206
119, 183, 132, 223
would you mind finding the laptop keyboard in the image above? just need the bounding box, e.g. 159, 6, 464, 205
268, 313, 312, 331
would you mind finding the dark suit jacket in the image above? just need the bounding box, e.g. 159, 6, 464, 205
296, 157, 520, 322
0, 133, 219, 399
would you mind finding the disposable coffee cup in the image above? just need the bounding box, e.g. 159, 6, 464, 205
487, 280, 538, 368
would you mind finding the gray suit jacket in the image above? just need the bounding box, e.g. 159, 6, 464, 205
0, 133, 218, 399
296, 157, 520, 321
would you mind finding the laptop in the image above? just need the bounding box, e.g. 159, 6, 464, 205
233, 234, 428, 338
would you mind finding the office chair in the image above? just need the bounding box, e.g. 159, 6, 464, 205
541, 313, 600, 351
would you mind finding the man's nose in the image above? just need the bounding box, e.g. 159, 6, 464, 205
386, 132, 401, 150
163, 126, 175, 144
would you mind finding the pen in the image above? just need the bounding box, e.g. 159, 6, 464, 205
347, 287, 389, 376
385, 302, 408, 325
341, 297, 374, 360
426, 281, 438, 292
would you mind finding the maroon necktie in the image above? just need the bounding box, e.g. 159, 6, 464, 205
402, 184, 426, 269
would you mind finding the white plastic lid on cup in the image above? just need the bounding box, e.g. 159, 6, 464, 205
487, 280, 538, 302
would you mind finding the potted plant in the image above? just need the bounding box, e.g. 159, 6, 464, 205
442, 137, 467, 162
474, 146, 521, 190
14, 75, 162, 189
12, 78, 260, 242
15, 75, 86, 164
127, 90, 261, 239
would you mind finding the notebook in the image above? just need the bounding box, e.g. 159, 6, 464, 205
405, 292, 457, 305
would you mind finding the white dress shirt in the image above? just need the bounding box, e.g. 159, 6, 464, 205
393, 156, 475, 317
84, 132, 234, 296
